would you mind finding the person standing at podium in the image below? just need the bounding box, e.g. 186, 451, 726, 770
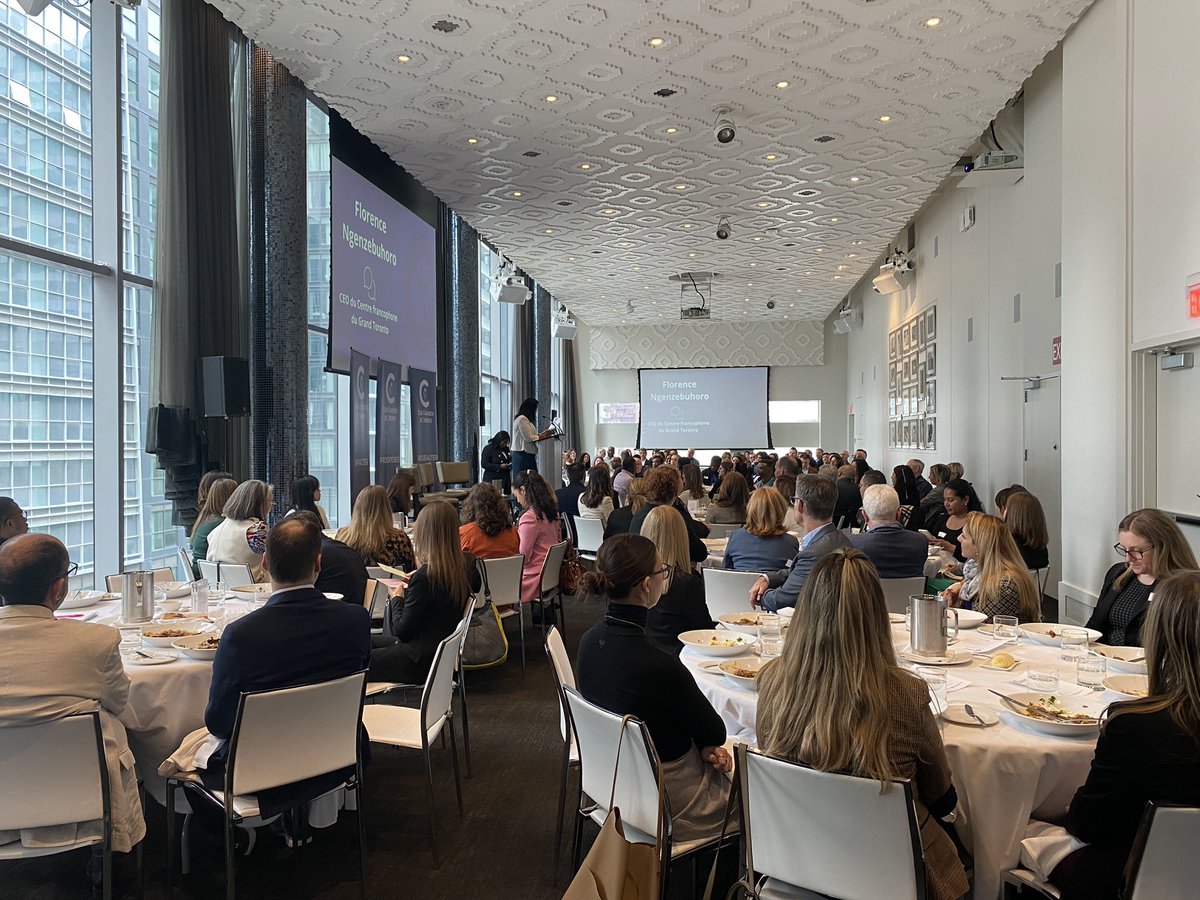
512, 397, 555, 475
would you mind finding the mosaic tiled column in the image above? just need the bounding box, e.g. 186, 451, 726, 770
248, 49, 308, 517
531, 282, 554, 475
444, 212, 480, 474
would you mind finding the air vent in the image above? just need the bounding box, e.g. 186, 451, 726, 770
796, 188, 820, 197
521, 150, 542, 158
814, 135, 836, 143
555, 200, 573, 207
654, 87, 677, 98
591, 249, 604, 254
432, 19, 459, 33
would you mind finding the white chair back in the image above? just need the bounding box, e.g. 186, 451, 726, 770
737, 745, 924, 900
366, 566, 391, 581
0, 713, 106, 831
177, 545, 195, 581
702, 568, 764, 619
1127, 803, 1200, 900
540, 540, 570, 595
365, 580, 389, 618
704, 523, 739, 539
421, 619, 468, 737
220, 563, 255, 588
415, 462, 437, 490
572, 516, 605, 557
479, 555, 525, 610
228, 671, 366, 797
197, 559, 221, 584
563, 686, 663, 841
545, 626, 575, 741
880, 576, 928, 615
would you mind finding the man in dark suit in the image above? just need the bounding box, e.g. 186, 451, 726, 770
850, 485, 930, 579
908, 458, 933, 499
750, 475, 852, 612
556, 463, 587, 521
832, 464, 862, 529
291, 510, 369, 607
203, 517, 371, 820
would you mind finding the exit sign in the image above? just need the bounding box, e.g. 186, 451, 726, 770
1190, 272, 1200, 319
1052, 335, 1062, 366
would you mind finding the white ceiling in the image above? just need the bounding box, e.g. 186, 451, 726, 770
211, 0, 1091, 325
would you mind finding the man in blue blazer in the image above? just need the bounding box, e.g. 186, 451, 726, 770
850, 485, 930, 579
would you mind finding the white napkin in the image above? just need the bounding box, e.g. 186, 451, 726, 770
1019, 820, 1087, 881
966, 636, 1017, 655
157, 726, 225, 777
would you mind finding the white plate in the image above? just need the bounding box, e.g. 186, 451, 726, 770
141, 624, 207, 647
154, 581, 192, 600
715, 613, 765, 636
889, 612, 907, 624
59, 590, 118, 610
776, 607, 794, 620
323, 592, 344, 602
719, 657, 765, 690
981, 657, 1021, 673
231, 583, 272, 602
1019, 623, 1104, 646
122, 650, 175, 666
680, 629, 756, 657
996, 692, 1103, 736
943, 703, 1000, 727
1091, 645, 1147, 675
1103, 674, 1149, 699
172, 633, 222, 660
898, 647, 973, 666
950, 608, 988, 629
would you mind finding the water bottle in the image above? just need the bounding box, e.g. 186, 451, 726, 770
191, 578, 210, 616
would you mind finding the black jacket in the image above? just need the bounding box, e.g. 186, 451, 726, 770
1086, 563, 1153, 647
382, 558, 482, 678
833, 478, 862, 529
645, 569, 713, 653
481, 441, 511, 491
556, 482, 586, 521
315, 537, 369, 608
629, 499, 710, 563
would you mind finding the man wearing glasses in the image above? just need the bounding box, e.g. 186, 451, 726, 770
0, 496, 29, 547
0, 533, 145, 887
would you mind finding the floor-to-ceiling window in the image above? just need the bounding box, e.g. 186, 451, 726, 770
478, 240, 513, 453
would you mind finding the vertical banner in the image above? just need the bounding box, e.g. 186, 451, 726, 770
349, 348, 371, 503
375, 357, 404, 486
409, 367, 440, 471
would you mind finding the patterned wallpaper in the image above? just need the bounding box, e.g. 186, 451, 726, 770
588, 321, 824, 370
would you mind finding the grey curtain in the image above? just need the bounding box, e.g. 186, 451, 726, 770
511, 295, 530, 424
563, 338, 582, 459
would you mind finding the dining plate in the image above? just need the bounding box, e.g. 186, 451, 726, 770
59, 590, 118, 610
1091, 645, 1147, 675
680, 629, 756, 657
996, 692, 1103, 736
154, 581, 192, 599
889, 612, 907, 624
719, 657, 765, 690
231, 583, 272, 602
141, 624, 207, 647
716, 613, 764, 635
1018, 623, 1104, 646
951, 609, 988, 629
172, 633, 222, 660
898, 647, 973, 666
1103, 673, 1149, 699
943, 703, 999, 727
121, 650, 175, 666
980, 658, 1021, 673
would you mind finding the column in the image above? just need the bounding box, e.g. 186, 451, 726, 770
444, 212, 480, 474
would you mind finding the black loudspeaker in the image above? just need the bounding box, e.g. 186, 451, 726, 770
201, 356, 251, 418
479, 396, 486, 427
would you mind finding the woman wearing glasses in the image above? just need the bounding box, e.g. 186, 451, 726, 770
1087, 509, 1198, 647
576, 533, 733, 843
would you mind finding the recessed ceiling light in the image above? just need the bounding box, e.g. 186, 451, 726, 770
749, 262, 757, 267
568, 256, 575, 261
467, 138, 478, 144
790, 301, 796, 306
688, 252, 697, 258
744, 297, 750, 302
674, 184, 687, 190
545, 95, 558, 103
804, 270, 814, 275
764, 153, 777, 161
580, 163, 591, 170
619, 242, 630, 247
837, 265, 849, 270
830, 218, 839, 223
682, 223, 693, 229
648, 36, 665, 47
852, 240, 866, 245
747, 282, 753, 286
753, 236, 762, 241
397, 54, 411, 63
775, 80, 790, 89
742, 310, 748, 315
815, 248, 824, 253
849, 176, 860, 182
633, 266, 641, 271
545, 229, 553, 234
924, 16, 943, 28
512, 191, 522, 197
757, 202, 769, 208
603, 208, 615, 214
879, 115, 891, 122
587, 278, 593, 282
833, 275, 842, 279
847, 253, 858, 258
666, 127, 677, 134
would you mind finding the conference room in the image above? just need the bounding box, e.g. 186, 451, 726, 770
2, 0, 1199, 898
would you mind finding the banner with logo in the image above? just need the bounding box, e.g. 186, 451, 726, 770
349, 348, 371, 502
375, 357, 404, 487
408, 366, 440, 471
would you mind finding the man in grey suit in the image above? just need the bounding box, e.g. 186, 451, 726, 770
749, 474, 852, 611
851, 485, 930, 579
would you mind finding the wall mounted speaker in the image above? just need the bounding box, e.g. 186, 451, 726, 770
201, 356, 251, 418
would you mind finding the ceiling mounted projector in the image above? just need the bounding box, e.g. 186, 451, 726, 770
496, 274, 531, 305
552, 305, 577, 340
871, 251, 914, 295
833, 306, 859, 334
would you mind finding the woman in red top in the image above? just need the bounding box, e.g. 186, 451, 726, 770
459, 482, 520, 559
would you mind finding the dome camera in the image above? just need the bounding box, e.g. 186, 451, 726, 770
766, 300, 776, 310
715, 217, 732, 240
714, 107, 736, 144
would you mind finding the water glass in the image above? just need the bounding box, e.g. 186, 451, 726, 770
210, 581, 227, 605
191, 579, 209, 616
1060, 626, 1090, 668
993, 615, 1020, 644
757, 614, 783, 659
1027, 665, 1060, 695
916, 667, 948, 714
1077, 654, 1107, 692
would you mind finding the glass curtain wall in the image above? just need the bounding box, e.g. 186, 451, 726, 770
477, 239, 512, 454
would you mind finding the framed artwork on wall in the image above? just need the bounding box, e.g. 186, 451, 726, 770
925, 380, 936, 413
926, 344, 936, 377
918, 316, 926, 347
889, 331, 897, 360
925, 418, 936, 448
925, 307, 937, 341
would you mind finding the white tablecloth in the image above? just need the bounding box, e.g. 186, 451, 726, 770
683, 624, 1108, 900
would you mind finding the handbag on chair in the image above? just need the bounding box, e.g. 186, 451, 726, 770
560, 542, 586, 595
463, 559, 509, 670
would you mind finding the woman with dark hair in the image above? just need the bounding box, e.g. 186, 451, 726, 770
927, 478, 983, 561
480, 430, 512, 492
702, 455, 723, 487
576, 534, 732, 843
994, 483, 1028, 518
891, 465, 926, 532
679, 461, 709, 515
578, 465, 614, 527
512, 397, 554, 475
197, 469, 233, 511
1004, 490, 1049, 570
459, 482, 519, 559
853, 457, 871, 483
386, 470, 417, 518
287, 475, 330, 529
513, 470, 560, 601
630, 466, 710, 563
707, 471, 751, 524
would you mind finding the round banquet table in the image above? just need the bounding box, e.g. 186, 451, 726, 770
682, 622, 1116, 900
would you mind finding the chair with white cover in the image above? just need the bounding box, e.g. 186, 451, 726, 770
880, 576, 929, 615
735, 743, 928, 900
218, 564, 255, 589
435, 461, 473, 501
704, 523, 740, 539
536, 540, 571, 642
178, 545, 196, 581
165, 671, 368, 900
105, 566, 175, 593
702, 568, 765, 620
0, 712, 127, 900
197, 559, 222, 584
1029, 568, 1050, 598
572, 516, 605, 563
361, 619, 467, 867
544, 626, 579, 869
478, 554, 527, 670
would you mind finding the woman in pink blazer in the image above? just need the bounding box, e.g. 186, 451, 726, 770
514, 470, 561, 601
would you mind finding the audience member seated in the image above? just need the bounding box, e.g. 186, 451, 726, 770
1086, 508, 1198, 647
850, 485, 930, 578
206, 479, 273, 581
993, 483, 1027, 518
640, 505, 713, 652
578, 465, 614, 527
480, 430, 512, 493
750, 475, 852, 612
908, 458, 932, 499
1003, 490, 1050, 570
190, 477, 236, 564
576, 534, 732, 843
385, 470, 417, 519
753, 460, 774, 489
629, 466, 710, 563
0, 496, 28, 549
723, 488, 799, 573
555, 463, 588, 521
195, 470, 232, 519
891, 464, 927, 532
943, 512, 1041, 623
678, 462, 709, 516
702, 455, 723, 487
204, 519, 370, 814
926, 478, 983, 562
458, 482, 520, 559
833, 464, 862, 529
369, 501, 480, 684
336, 485, 416, 572
773, 475, 797, 530
1047, 570, 1200, 900
707, 470, 750, 524
613, 452, 638, 506
290, 510, 368, 607
756, 550, 968, 900
286, 474, 331, 528
919, 463, 951, 518
514, 471, 561, 604
947, 461, 965, 481
0, 534, 145, 873
604, 478, 646, 541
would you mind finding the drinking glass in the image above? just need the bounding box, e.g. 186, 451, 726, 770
1077, 654, 1107, 692
1027, 665, 1060, 695
1060, 626, 1090, 670
190, 579, 209, 616
916, 667, 948, 715
993, 615, 1020, 644
117, 625, 141, 652
210, 581, 227, 605
757, 614, 783, 659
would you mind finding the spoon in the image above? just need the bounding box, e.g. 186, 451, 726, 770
963, 703, 988, 727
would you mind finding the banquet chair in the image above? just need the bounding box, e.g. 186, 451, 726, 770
165, 671, 368, 900
1029, 568, 1050, 598
559, 512, 576, 545
544, 627, 579, 871
218, 563, 255, 589
361, 620, 467, 867
105, 566, 175, 592
536, 540, 571, 643
572, 516, 605, 563
881, 576, 929, 615
0, 712, 132, 900
178, 545, 196, 581
197, 559, 222, 584
735, 743, 928, 899
478, 554, 528, 671
435, 460, 473, 501
704, 522, 740, 539
702, 568, 765, 619
452, 595, 479, 777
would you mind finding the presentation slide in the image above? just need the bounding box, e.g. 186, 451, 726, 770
329, 157, 437, 373
638, 367, 769, 448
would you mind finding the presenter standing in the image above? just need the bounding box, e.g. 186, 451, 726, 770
512, 397, 555, 475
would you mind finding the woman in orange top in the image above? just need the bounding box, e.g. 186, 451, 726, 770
459, 482, 520, 559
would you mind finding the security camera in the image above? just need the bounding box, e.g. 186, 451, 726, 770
714, 107, 736, 144
766, 300, 776, 310
715, 217, 732, 240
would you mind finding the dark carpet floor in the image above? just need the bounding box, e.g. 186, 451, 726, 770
0, 594, 608, 900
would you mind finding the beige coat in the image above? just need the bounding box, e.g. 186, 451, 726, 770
0, 605, 145, 853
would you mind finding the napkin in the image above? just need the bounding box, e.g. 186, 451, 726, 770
157, 726, 225, 777
1019, 820, 1087, 881
965, 636, 1016, 655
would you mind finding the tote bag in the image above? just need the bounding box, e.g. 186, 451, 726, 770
462, 559, 509, 669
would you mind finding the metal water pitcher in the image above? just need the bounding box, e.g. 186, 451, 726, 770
120, 570, 155, 624
910, 593, 959, 657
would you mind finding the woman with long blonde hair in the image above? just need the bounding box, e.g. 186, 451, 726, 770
336, 484, 415, 571
756, 549, 968, 900
640, 504, 713, 651
369, 500, 481, 684
721, 486, 798, 573
602, 477, 649, 540
945, 512, 1041, 623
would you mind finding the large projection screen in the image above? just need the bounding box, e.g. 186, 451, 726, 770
638, 367, 770, 448
328, 157, 437, 374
